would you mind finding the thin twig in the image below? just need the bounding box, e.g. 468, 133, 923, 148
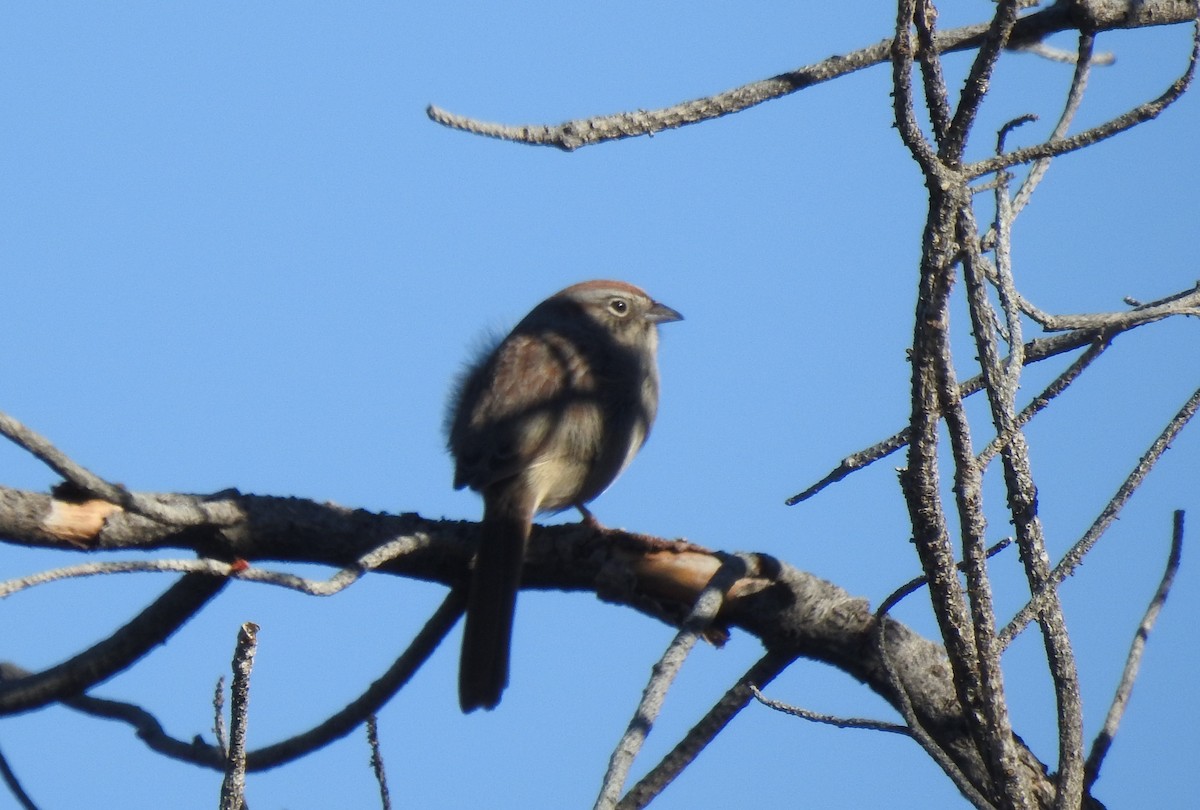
214, 676, 228, 756
0, 411, 129, 506
1012, 41, 1113, 67
1000, 387, 1200, 648
787, 326, 1129, 505
219, 622, 260, 810
366, 715, 392, 810
0, 536, 420, 600
1015, 285, 1200, 333
0, 590, 464, 774
0, 745, 39, 810
1084, 511, 1185, 789
241, 588, 464, 771
977, 336, 1111, 467
993, 117, 1030, 389
615, 651, 795, 810
0, 574, 227, 716
0, 410, 237, 526
1009, 31, 1096, 220
979, 32, 1098, 256
0, 660, 228, 765
594, 555, 749, 810
968, 10, 1200, 178
749, 685, 910, 735
883, 538, 1014, 608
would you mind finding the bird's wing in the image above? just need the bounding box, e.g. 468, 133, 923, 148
451, 332, 574, 491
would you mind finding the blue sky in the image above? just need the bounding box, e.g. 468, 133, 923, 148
2, 3, 1197, 808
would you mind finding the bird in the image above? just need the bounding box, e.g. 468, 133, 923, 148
447, 279, 682, 712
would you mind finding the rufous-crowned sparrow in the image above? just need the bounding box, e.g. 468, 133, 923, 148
447, 280, 682, 712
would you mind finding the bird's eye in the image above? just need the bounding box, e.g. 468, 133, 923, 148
608, 298, 630, 317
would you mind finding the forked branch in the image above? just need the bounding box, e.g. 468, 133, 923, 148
427, 2, 1197, 151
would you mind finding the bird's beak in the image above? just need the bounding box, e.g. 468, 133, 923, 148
647, 301, 684, 324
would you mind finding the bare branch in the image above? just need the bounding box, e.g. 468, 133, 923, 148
1, 559, 237, 597
214, 676, 228, 757
1016, 285, 1200, 332
887, 538, 1015, 610
0, 537, 419, 600
0, 472, 1092, 804
895, 177, 999, 807
977, 337, 1111, 467
1009, 32, 1097, 221
243, 588, 463, 771
874, 582, 998, 810
1084, 511, 1185, 788
786, 318, 1162, 505
0, 574, 227, 715
945, 0, 1022, 162
0, 745, 39, 810
427, 3, 1196, 151
0, 661, 230, 764
960, 200, 1085, 810
913, 0, 954, 147
749, 684, 910, 735
893, 0, 941, 170
785, 429, 909, 506
1000, 387, 1200, 647
787, 283, 1189, 508
1011, 41, 1113, 67
1, 590, 465, 774
0, 410, 242, 528
595, 555, 750, 810
939, 226, 1032, 806
219, 622, 259, 810
968, 10, 1200, 178
992, 118, 1030, 386
616, 651, 795, 810
366, 715, 392, 810
0, 410, 129, 507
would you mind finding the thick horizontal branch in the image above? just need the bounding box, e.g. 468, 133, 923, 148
0, 484, 1088, 807
427, 1, 1196, 151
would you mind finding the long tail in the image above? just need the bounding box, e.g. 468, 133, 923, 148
459, 497, 530, 712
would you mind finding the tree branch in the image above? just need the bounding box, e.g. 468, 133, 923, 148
0, 480, 1090, 805
749, 685, 910, 735
616, 651, 795, 810
0, 745, 39, 810
960, 201, 1084, 810
0, 588, 466, 773
787, 327, 1120, 505
967, 7, 1200, 179
0, 573, 227, 715
874, 578, 999, 810
944, 0, 1021, 163
596, 554, 751, 810
1083, 510, 1184, 789
218, 622, 258, 810
999, 386, 1200, 648
426, 2, 1197, 151
366, 715, 393, 810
